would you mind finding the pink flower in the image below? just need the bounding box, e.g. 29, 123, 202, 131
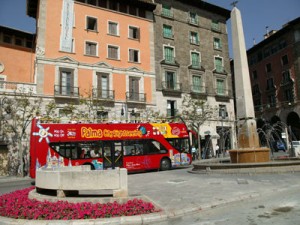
0, 187, 161, 220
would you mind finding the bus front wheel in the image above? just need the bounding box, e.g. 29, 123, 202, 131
160, 158, 171, 171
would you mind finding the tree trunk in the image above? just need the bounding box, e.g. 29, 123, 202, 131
197, 127, 202, 160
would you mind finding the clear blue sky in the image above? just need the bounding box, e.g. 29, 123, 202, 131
0, 0, 299, 57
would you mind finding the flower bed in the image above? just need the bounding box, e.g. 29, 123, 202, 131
0, 187, 161, 220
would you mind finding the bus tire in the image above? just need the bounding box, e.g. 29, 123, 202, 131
160, 158, 171, 171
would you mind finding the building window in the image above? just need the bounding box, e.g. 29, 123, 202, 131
214, 57, 224, 73
96, 72, 110, 99
163, 25, 173, 39
278, 40, 287, 50
129, 77, 140, 101
86, 16, 97, 31
263, 47, 270, 58
129, 26, 140, 40
162, 4, 173, 18
165, 71, 176, 89
167, 100, 177, 117
108, 21, 119, 36
266, 63, 272, 73
57, 69, 77, 96
108, 45, 119, 59
281, 55, 289, 65
213, 37, 222, 50
282, 70, 291, 83
189, 12, 198, 25
26, 40, 33, 48
252, 84, 260, 95
191, 52, 200, 68
252, 70, 258, 80
216, 79, 225, 95
129, 5, 137, 16
268, 94, 276, 107
129, 49, 139, 63
164, 46, 175, 63
219, 105, 227, 118
266, 78, 274, 90
15, 37, 23, 46
192, 75, 202, 93
284, 89, 294, 102
98, 0, 107, 8
87, 0, 97, 6
190, 31, 199, 45
97, 111, 108, 122
85, 41, 97, 56
3, 35, 12, 44
108, 1, 118, 11
211, 19, 220, 31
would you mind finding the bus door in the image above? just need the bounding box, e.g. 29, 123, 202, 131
102, 141, 123, 169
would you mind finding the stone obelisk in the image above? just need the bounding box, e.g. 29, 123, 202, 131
231, 6, 267, 159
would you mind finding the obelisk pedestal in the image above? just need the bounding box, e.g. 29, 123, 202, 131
229, 7, 270, 163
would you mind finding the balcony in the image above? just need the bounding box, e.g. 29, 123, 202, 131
0, 81, 36, 94
190, 85, 207, 100
189, 18, 199, 26
126, 92, 146, 103
54, 85, 79, 98
190, 39, 200, 45
163, 32, 174, 39
211, 24, 221, 32
162, 81, 182, 97
214, 65, 226, 74
215, 88, 232, 102
92, 88, 115, 101
161, 10, 173, 19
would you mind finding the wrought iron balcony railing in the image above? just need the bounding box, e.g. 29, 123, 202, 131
162, 82, 182, 91
191, 85, 206, 94
54, 85, 79, 98
92, 88, 115, 101
126, 92, 146, 103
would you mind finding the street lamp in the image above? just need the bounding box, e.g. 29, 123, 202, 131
0, 97, 10, 143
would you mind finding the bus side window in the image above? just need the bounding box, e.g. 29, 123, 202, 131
148, 140, 166, 154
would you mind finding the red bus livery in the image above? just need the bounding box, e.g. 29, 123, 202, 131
29, 118, 192, 178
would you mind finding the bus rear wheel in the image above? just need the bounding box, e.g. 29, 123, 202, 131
160, 158, 171, 171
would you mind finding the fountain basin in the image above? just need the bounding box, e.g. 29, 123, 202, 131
229, 148, 270, 163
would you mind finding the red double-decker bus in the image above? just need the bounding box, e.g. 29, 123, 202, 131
29, 118, 192, 178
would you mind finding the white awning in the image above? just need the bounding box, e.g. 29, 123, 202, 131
199, 125, 220, 139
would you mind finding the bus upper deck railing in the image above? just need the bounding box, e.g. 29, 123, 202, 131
36, 116, 186, 124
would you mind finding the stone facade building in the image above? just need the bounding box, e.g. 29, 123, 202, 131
247, 17, 300, 140
153, 0, 236, 152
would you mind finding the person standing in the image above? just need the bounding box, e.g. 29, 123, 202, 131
215, 144, 220, 157
192, 146, 197, 160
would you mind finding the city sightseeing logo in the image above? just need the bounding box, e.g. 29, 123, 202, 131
32, 122, 53, 143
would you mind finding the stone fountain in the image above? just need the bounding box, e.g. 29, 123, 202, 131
228, 6, 270, 163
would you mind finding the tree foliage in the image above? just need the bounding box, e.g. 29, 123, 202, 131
1, 92, 42, 176
181, 95, 218, 132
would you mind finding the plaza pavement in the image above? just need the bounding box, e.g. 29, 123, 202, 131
1, 159, 300, 224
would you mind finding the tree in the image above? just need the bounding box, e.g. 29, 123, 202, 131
1, 92, 42, 176
181, 95, 218, 158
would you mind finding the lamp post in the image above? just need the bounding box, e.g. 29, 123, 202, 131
0, 97, 9, 143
